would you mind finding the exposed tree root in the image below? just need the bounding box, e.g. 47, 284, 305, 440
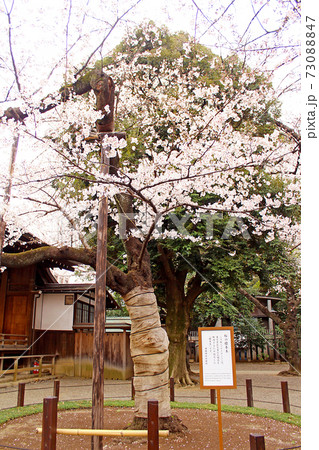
128, 414, 188, 433
172, 368, 200, 386
277, 369, 300, 377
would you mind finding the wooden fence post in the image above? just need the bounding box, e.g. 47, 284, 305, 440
250, 433, 265, 450
41, 397, 58, 450
170, 377, 175, 402
53, 380, 60, 402
131, 377, 135, 400
210, 389, 216, 404
13, 358, 18, 382
148, 400, 159, 450
17, 382, 25, 407
281, 381, 291, 413
246, 379, 254, 407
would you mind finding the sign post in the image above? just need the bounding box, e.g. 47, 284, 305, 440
198, 327, 237, 450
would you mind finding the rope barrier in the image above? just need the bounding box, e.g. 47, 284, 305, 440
0, 378, 301, 412
0, 444, 30, 450
278, 446, 301, 450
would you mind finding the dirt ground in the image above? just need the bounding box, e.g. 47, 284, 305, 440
0, 406, 301, 450
0, 362, 301, 449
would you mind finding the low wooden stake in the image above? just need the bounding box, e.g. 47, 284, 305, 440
170, 377, 175, 402
281, 381, 291, 413
246, 379, 254, 407
17, 382, 25, 407
210, 388, 216, 404
148, 400, 159, 449
53, 380, 60, 402
131, 377, 135, 400
249, 433, 265, 449
41, 397, 58, 450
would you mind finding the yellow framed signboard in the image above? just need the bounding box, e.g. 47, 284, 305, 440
199, 326, 237, 389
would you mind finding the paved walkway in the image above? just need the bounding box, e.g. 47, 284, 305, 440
0, 362, 300, 415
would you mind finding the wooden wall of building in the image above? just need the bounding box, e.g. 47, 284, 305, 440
33, 330, 75, 357
32, 329, 133, 380
0, 267, 35, 343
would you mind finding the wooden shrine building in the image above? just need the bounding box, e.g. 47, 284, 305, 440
0, 233, 133, 380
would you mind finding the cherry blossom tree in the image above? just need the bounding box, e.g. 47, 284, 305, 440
0, 1, 300, 427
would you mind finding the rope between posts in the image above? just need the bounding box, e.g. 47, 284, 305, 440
0, 378, 301, 412
277, 446, 301, 449
0, 444, 30, 450
235, 383, 301, 393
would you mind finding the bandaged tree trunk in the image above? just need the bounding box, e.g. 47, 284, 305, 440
123, 286, 170, 418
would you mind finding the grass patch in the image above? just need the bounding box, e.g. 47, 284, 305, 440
170, 402, 300, 427
0, 400, 300, 428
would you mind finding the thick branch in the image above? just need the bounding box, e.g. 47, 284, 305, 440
157, 244, 175, 281
275, 119, 301, 144
186, 273, 205, 307
1, 245, 131, 295
1, 245, 95, 268
238, 287, 283, 327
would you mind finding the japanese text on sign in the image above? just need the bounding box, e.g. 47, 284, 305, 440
199, 327, 236, 389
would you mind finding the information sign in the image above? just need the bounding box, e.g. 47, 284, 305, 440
199, 327, 237, 389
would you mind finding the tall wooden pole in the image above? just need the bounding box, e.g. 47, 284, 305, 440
92, 143, 109, 450
90, 73, 126, 449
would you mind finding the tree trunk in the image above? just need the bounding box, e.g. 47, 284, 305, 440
282, 323, 301, 374
238, 287, 301, 375
123, 286, 170, 418
280, 283, 301, 374
157, 245, 203, 386
166, 282, 193, 386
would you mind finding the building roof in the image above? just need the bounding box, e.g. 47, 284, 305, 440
39, 282, 119, 309
3, 233, 76, 271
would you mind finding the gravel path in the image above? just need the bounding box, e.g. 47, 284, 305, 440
0, 362, 300, 414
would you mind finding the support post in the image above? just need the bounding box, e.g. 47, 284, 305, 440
249, 433, 265, 450
148, 400, 159, 450
92, 168, 108, 450
90, 73, 124, 450
217, 389, 223, 450
281, 381, 291, 413
41, 397, 58, 450
92, 132, 123, 449
53, 380, 60, 402
170, 377, 175, 402
246, 378, 254, 407
17, 382, 25, 407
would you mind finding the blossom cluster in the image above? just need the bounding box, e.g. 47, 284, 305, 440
0, 23, 300, 250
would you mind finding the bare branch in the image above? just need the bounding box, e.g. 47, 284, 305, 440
74, 0, 144, 78
3, 0, 21, 92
